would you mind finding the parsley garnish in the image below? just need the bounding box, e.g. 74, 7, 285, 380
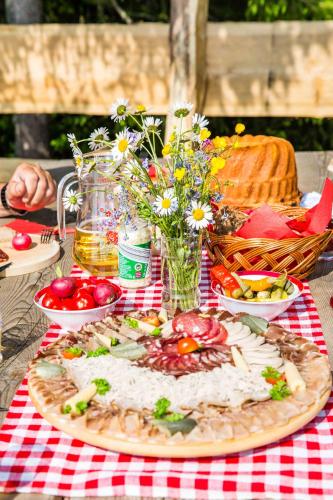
124, 317, 139, 329
62, 404, 71, 414
110, 337, 119, 346
153, 397, 170, 419
86, 346, 109, 358
150, 327, 161, 337
92, 378, 111, 395
269, 380, 292, 401
152, 397, 187, 424
261, 366, 281, 381
65, 346, 83, 356
75, 401, 88, 414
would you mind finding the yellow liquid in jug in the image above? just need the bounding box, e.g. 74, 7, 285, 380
73, 222, 119, 276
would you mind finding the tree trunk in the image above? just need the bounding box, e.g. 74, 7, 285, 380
166, 0, 209, 138
6, 0, 50, 158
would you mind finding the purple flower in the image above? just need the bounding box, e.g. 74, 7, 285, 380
142, 158, 149, 170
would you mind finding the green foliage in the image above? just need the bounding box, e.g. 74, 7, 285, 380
0, 0, 333, 156
245, 0, 333, 21
209, 117, 333, 151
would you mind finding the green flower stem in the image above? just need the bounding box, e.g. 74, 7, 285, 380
161, 234, 202, 312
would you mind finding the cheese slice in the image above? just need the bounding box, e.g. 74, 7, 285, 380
284, 361, 306, 393
93, 332, 112, 350
125, 317, 158, 334
158, 308, 168, 324
63, 383, 97, 415
231, 346, 249, 373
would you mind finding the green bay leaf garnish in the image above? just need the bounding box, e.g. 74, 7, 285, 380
238, 315, 268, 334
35, 360, 65, 379
109, 340, 147, 360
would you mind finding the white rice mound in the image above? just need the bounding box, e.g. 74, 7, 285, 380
65, 355, 271, 411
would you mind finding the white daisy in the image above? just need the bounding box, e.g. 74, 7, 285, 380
143, 116, 163, 132
112, 128, 135, 160
88, 127, 110, 151
62, 189, 83, 212
153, 188, 178, 216
192, 113, 209, 133
110, 98, 130, 122
186, 200, 213, 230
171, 101, 193, 118
67, 132, 82, 156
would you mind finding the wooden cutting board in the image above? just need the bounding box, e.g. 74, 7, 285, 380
0, 234, 60, 277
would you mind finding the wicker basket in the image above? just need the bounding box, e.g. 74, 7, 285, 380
205, 206, 333, 280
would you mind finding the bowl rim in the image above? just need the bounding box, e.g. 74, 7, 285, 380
34, 280, 122, 314
211, 270, 303, 305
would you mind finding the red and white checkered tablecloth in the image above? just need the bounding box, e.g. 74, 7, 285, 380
1, 254, 333, 499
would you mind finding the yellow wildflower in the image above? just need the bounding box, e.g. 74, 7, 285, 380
168, 132, 176, 142
212, 136, 227, 149
136, 104, 146, 113
210, 157, 226, 175
174, 167, 186, 181
235, 123, 245, 134
199, 128, 211, 141
233, 140, 240, 148
162, 143, 171, 156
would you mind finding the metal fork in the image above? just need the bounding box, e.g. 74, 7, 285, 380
40, 228, 54, 244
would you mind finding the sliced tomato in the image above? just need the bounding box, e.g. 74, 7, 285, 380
142, 316, 161, 327
41, 292, 62, 310
177, 337, 200, 355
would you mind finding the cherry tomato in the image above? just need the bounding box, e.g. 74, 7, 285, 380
62, 349, 82, 360
266, 374, 286, 385
73, 285, 95, 297
41, 292, 62, 310
60, 298, 77, 311
142, 316, 161, 327
177, 337, 200, 355
89, 277, 111, 286
73, 291, 96, 310
75, 278, 93, 288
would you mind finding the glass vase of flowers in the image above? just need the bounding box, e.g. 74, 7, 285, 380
66, 99, 244, 313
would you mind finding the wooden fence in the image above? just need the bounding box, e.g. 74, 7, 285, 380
0, 21, 333, 116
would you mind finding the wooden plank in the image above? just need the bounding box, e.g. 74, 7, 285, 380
0, 236, 73, 425
1, 21, 333, 116
0, 23, 170, 115
166, 0, 209, 136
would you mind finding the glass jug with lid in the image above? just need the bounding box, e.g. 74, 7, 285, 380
57, 150, 126, 276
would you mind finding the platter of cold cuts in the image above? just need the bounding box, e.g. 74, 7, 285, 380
28, 309, 331, 457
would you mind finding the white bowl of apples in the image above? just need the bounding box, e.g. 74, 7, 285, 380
34, 274, 122, 331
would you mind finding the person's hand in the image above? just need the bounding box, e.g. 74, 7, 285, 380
6, 163, 57, 212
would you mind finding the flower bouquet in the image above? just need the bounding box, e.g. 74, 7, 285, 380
66, 99, 244, 314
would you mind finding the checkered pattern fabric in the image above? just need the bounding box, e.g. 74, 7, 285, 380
1, 254, 333, 499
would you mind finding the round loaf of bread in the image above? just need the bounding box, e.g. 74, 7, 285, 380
218, 135, 300, 206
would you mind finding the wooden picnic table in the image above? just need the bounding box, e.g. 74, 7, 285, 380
1, 157, 333, 500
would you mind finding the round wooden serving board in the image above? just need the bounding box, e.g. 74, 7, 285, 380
0, 234, 60, 277
28, 383, 331, 458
